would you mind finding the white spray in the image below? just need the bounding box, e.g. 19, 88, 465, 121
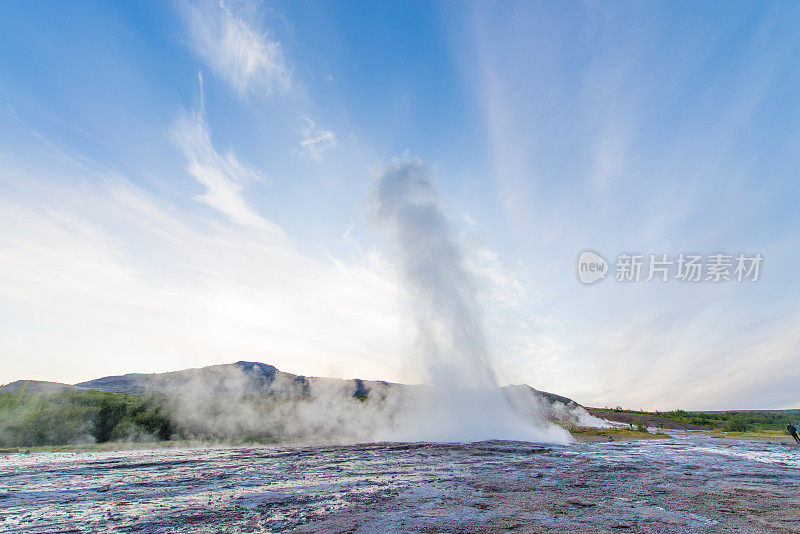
370, 157, 570, 443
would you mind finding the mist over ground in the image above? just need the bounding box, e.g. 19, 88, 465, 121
0, 360, 604, 447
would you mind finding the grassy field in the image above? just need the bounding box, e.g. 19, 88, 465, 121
559, 422, 670, 441
591, 407, 800, 432
573, 427, 670, 440
702, 429, 800, 442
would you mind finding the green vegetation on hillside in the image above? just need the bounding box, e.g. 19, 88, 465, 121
0, 388, 174, 447
0, 385, 378, 447
595, 407, 800, 432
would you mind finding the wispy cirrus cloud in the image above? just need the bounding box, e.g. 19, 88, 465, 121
172, 73, 277, 232
181, 0, 291, 98
297, 115, 337, 160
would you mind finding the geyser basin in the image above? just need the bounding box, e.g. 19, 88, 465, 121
3, 432, 798, 532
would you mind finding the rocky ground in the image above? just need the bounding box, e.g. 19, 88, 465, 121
2, 431, 800, 533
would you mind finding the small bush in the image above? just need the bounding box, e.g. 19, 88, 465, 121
93, 399, 128, 443
723, 419, 750, 432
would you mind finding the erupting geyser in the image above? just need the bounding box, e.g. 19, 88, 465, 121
370, 157, 570, 443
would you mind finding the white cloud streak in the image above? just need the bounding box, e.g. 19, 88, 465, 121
182, 0, 291, 98
172, 76, 277, 232
298, 115, 337, 160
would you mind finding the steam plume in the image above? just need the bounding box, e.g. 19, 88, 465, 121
370, 157, 570, 443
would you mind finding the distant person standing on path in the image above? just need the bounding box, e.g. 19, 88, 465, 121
787, 422, 800, 444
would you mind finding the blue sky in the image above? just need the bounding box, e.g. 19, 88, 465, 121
1, 1, 799, 410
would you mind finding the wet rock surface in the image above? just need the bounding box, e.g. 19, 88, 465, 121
2, 431, 800, 533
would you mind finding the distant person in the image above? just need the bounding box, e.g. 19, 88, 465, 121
787, 422, 800, 444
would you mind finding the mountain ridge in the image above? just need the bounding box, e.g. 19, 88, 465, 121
3, 360, 581, 408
